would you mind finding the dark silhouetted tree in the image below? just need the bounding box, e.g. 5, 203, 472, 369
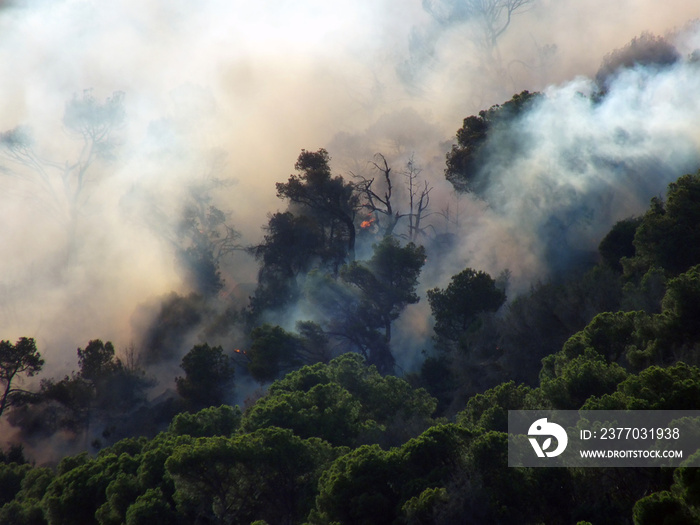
251, 149, 361, 317
174, 166, 242, 298
427, 267, 506, 347
316, 237, 426, 372
245, 322, 330, 383
128, 153, 241, 298
595, 32, 681, 93
632, 172, 700, 276
175, 343, 234, 411
276, 148, 359, 264
177, 203, 240, 297
37, 374, 94, 437
404, 155, 433, 241
343, 236, 425, 342
13, 340, 151, 448
445, 91, 540, 193
138, 292, 209, 365
250, 212, 325, 313
354, 153, 433, 240
77, 340, 119, 384
75, 340, 152, 415
598, 216, 642, 272
355, 153, 405, 238
0, 338, 43, 419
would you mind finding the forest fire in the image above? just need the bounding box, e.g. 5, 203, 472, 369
360, 216, 376, 229
2, 1, 700, 523
233, 348, 250, 363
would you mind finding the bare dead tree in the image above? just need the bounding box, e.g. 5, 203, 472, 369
404, 155, 433, 241
119, 342, 142, 373
0, 90, 125, 250
354, 153, 434, 241
354, 153, 407, 237
437, 199, 464, 234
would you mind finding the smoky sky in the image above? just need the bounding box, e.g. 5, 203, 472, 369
0, 0, 700, 390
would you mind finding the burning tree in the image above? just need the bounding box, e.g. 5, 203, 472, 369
355, 153, 433, 241
355, 154, 404, 238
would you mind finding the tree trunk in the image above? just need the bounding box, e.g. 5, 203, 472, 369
0, 377, 13, 418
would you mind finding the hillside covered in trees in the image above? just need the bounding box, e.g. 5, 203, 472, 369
4, 3, 700, 524
5, 86, 700, 525
4, 171, 700, 523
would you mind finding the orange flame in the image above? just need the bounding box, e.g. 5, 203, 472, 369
360, 216, 376, 229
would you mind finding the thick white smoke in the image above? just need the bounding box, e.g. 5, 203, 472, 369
444, 49, 700, 287
0, 0, 699, 438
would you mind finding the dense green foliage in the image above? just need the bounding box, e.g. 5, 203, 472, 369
4, 266, 700, 525
445, 90, 541, 193
427, 267, 506, 347
252, 148, 360, 315
175, 343, 234, 411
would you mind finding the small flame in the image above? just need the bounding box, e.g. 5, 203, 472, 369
360, 216, 376, 229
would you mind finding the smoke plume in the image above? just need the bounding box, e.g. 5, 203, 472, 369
1, 0, 700, 449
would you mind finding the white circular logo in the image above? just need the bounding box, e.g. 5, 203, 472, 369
527, 418, 568, 457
